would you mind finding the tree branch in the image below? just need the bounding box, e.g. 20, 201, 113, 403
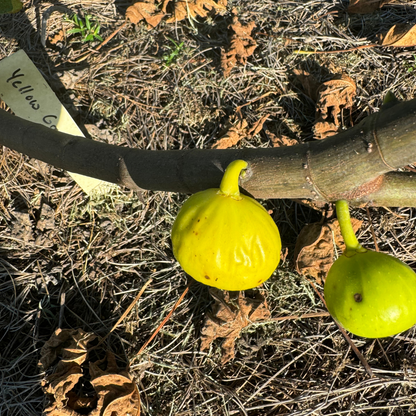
0, 98, 415, 206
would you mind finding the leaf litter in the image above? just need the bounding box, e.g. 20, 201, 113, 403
378, 23, 416, 48
4, 1, 416, 415
166, 0, 226, 23
200, 289, 271, 364
126, 1, 167, 28
294, 218, 363, 284
40, 328, 140, 416
221, 10, 257, 77
212, 115, 272, 149
314, 74, 357, 139
126, 0, 226, 27
347, 0, 390, 14
295, 70, 356, 140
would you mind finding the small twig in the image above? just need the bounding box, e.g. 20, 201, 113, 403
100, 278, 153, 345
94, 21, 128, 52
294, 44, 376, 55
268, 311, 330, 322
335, 321, 374, 377
235, 91, 275, 118
306, 277, 374, 377
37, 260, 50, 299
377, 339, 393, 368
58, 292, 66, 329
405, 165, 416, 173
74, 21, 129, 62
366, 206, 380, 252
135, 284, 190, 356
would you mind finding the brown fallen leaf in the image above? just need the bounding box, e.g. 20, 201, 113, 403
294, 218, 362, 284
294, 223, 334, 285
378, 23, 416, 47
247, 114, 270, 136
166, 0, 226, 23
221, 12, 257, 77
313, 74, 356, 139
267, 131, 298, 147
40, 329, 98, 415
49, 30, 65, 45
36, 203, 55, 231
329, 218, 363, 252
348, 0, 389, 14
200, 289, 270, 363
212, 113, 270, 149
10, 211, 34, 243
40, 328, 140, 416
126, 1, 165, 28
313, 120, 339, 140
90, 352, 141, 416
212, 119, 248, 149
293, 69, 321, 102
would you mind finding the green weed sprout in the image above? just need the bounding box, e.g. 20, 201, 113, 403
162, 38, 185, 67
64, 14, 103, 43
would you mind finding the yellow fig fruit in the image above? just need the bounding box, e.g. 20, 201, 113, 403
325, 249, 416, 338
171, 160, 281, 291
324, 200, 416, 338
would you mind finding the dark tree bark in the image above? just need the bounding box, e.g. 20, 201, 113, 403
0, 98, 415, 206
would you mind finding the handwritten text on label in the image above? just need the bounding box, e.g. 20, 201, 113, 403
6, 68, 58, 128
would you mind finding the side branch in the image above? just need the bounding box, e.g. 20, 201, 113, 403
0, 100, 415, 206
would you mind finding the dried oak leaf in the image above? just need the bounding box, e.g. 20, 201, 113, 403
200, 289, 270, 364
313, 74, 356, 139
348, 0, 389, 14
221, 13, 257, 77
294, 218, 363, 284
126, 1, 165, 28
40, 329, 140, 416
378, 23, 416, 47
166, 0, 226, 23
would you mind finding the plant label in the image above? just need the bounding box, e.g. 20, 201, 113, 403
0, 49, 116, 195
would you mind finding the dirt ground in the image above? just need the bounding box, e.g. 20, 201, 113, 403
1, 0, 416, 415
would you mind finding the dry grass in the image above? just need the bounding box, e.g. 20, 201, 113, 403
1, 0, 416, 415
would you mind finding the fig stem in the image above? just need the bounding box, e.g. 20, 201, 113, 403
336, 200, 363, 251
219, 160, 248, 197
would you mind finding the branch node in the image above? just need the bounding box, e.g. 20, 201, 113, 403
305, 149, 329, 201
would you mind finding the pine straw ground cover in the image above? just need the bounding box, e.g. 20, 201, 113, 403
1, 0, 416, 415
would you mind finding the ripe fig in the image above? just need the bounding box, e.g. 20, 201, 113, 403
324, 200, 416, 338
171, 160, 281, 291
